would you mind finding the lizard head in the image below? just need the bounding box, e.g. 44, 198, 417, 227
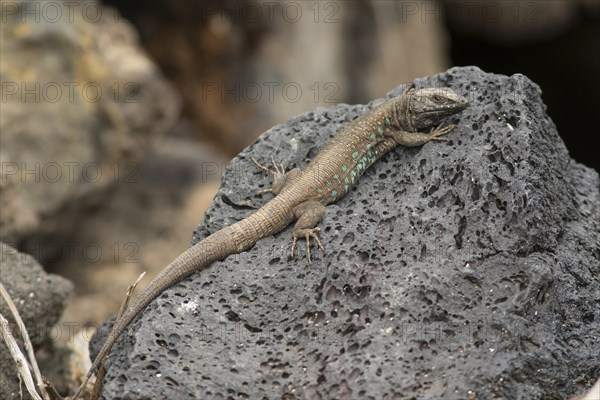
397, 87, 470, 131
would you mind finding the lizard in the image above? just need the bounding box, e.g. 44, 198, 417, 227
71, 84, 469, 399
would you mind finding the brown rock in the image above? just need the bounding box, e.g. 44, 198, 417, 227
0, 0, 180, 245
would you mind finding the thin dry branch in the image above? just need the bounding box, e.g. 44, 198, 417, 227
0, 282, 50, 400
0, 313, 43, 400
118, 271, 146, 320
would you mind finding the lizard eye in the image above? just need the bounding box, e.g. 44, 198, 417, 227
432, 95, 443, 103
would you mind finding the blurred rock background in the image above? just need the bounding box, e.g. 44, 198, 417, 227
0, 0, 598, 397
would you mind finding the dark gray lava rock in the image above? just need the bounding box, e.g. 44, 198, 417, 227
94, 67, 599, 399
0, 242, 74, 400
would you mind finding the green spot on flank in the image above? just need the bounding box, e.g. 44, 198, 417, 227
317, 188, 323, 193
370, 133, 377, 141
331, 190, 337, 199
352, 152, 358, 159
325, 180, 331, 187
342, 165, 347, 172
333, 174, 339, 181
384, 117, 391, 126
377, 126, 384, 135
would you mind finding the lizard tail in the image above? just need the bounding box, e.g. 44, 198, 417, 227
71, 227, 239, 399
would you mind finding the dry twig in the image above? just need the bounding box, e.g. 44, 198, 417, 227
0, 313, 43, 400
0, 282, 51, 400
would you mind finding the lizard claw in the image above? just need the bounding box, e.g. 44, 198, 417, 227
255, 187, 273, 196
251, 156, 285, 176
429, 123, 456, 137
290, 227, 324, 264
252, 156, 288, 196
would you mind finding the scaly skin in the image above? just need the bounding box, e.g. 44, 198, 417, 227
71, 85, 468, 399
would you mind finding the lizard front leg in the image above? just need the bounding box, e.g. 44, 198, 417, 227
290, 200, 326, 264
251, 156, 300, 195
391, 124, 456, 147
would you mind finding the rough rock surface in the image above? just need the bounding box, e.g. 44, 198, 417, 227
0, 0, 179, 245
0, 243, 74, 400
93, 67, 599, 399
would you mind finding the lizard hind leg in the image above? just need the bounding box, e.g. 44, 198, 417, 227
251, 156, 300, 195
290, 200, 326, 264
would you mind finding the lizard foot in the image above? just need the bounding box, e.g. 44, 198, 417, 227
251, 156, 296, 196
290, 227, 324, 264
392, 125, 456, 147
251, 155, 286, 177
427, 123, 456, 141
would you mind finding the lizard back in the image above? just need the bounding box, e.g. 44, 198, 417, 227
299, 98, 400, 205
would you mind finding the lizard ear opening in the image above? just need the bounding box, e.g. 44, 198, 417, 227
401, 83, 416, 95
